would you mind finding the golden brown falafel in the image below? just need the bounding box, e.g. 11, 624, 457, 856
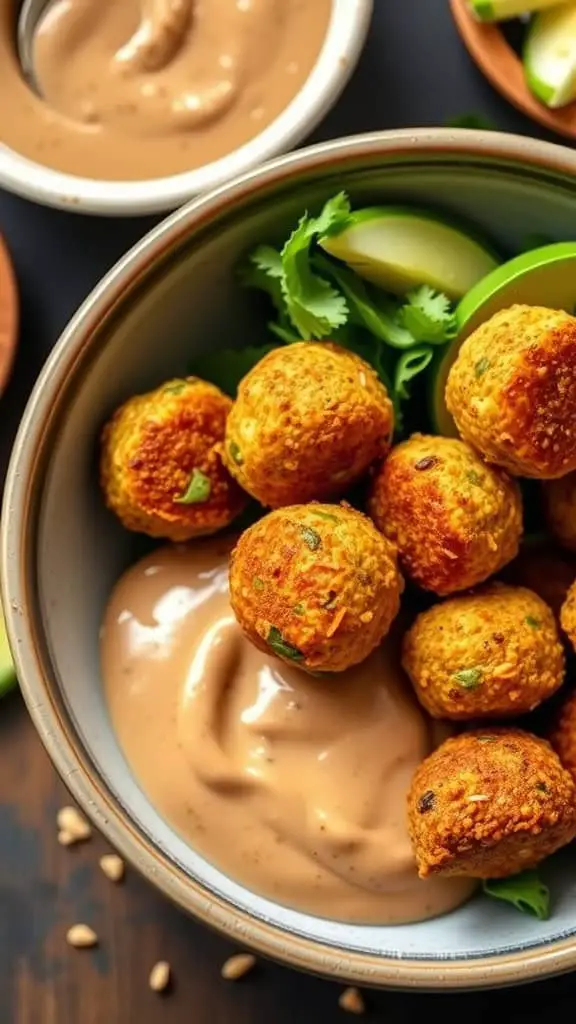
368, 434, 522, 596
445, 305, 576, 479
229, 502, 402, 673
408, 728, 576, 879
544, 472, 576, 553
549, 688, 576, 785
100, 377, 247, 541
501, 540, 576, 621
402, 583, 565, 721
223, 342, 393, 508
560, 580, 576, 651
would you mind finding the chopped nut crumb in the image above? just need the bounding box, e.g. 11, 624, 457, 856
66, 924, 98, 949
57, 806, 91, 843
149, 961, 171, 993
99, 853, 125, 883
221, 953, 256, 980
339, 987, 365, 1015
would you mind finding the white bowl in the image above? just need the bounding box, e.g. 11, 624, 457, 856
0, 0, 372, 217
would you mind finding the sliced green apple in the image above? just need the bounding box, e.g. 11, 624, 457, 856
319, 207, 499, 301
0, 597, 16, 698
469, 0, 569, 22
524, 4, 576, 109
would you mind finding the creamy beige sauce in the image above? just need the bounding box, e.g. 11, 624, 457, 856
101, 540, 475, 924
0, 0, 330, 180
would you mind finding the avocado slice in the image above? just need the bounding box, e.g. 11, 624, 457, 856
319, 207, 499, 301
429, 242, 576, 436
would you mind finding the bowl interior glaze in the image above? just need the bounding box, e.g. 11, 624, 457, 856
7, 131, 576, 989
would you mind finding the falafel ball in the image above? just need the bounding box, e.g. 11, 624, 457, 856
402, 583, 565, 721
229, 502, 402, 673
408, 728, 576, 879
368, 434, 522, 596
560, 581, 576, 651
544, 471, 576, 552
100, 377, 247, 541
223, 342, 393, 508
501, 539, 576, 621
445, 305, 576, 479
549, 688, 576, 784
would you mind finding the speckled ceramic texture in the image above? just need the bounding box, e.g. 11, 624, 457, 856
5, 129, 576, 990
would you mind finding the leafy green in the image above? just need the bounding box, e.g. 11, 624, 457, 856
452, 667, 483, 689
189, 344, 277, 397
482, 871, 550, 920
175, 468, 211, 504
447, 113, 498, 131
400, 286, 457, 344
394, 347, 433, 402
314, 255, 415, 349
240, 245, 284, 313
525, 616, 541, 629
267, 626, 305, 663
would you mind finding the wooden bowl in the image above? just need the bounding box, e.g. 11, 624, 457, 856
450, 0, 576, 141
0, 233, 18, 398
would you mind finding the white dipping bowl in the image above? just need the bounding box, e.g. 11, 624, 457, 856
0, 0, 372, 216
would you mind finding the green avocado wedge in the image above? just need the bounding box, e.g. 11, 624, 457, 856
319, 207, 499, 301
430, 242, 576, 436
469, 0, 568, 22
0, 597, 16, 698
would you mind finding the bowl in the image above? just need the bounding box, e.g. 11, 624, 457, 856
0, 0, 372, 217
450, 0, 576, 142
6, 128, 576, 991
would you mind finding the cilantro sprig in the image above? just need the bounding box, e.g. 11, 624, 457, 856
191, 193, 457, 433
482, 870, 550, 920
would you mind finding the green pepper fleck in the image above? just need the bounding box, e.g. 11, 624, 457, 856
312, 510, 339, 522
474, 357, 490, 379
175, 468, 211, 504
525, 616, 541, 629
293, 603, 305, 616
266, 627, 304, 663
229, 441, 243, 466
253, 577, 265, 592
163, 379, 188, 395
466, 470, 483, 486
453, 667, 483, 689
301, 526, 321, 551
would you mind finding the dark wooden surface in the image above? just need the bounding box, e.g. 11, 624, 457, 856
0, 1, 575, 1021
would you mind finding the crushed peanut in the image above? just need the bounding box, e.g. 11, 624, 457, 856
149, 960, 171, 993
339, 987, 365, 1015
66, 924, 98, 949
99, 853, 125, 883
221, 953, 256, 980
57, 806, 91, 843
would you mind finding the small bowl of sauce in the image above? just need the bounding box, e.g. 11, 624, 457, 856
0, 0, 372, 215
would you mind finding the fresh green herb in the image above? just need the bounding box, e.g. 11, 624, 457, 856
301, 526, 321, 551
466, 470, 483, 486
536, 781, 548, 793
400, 286, 457, 344
525, 616, 541, 629
394, 347, 434, 402
477, 735, 496, 743
228, 441, 244, 466
474, 356, 491, 378
446, 113, 498, 131
482, 871, 550, 920
253, 577, 265, 592
280, 192, 351, 337
293, 603, 305, 616
163, 379, 189, 395
266, 626, 305, 663
240, 245, 284, 312
452, 668, 483, 689
189, 344, 277, 397
175, 468, 211, 504
313, 510, 339, 522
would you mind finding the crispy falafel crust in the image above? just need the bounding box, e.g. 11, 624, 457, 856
446, 305, 576, 479
550, 686, 576, 785
368, 434, 522, 596
408, 729, 576, 879
229, 502, 403, 673
560, 581, 576, 651
223, 342, 394, 508
402, 583, 565, 720
100, 377, 247, 541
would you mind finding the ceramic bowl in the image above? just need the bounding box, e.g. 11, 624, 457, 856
5, 128, 576, 991
0, 0, 372, 217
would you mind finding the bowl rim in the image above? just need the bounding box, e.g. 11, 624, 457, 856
0, 0, 372, 217
6, 127, 576, 990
